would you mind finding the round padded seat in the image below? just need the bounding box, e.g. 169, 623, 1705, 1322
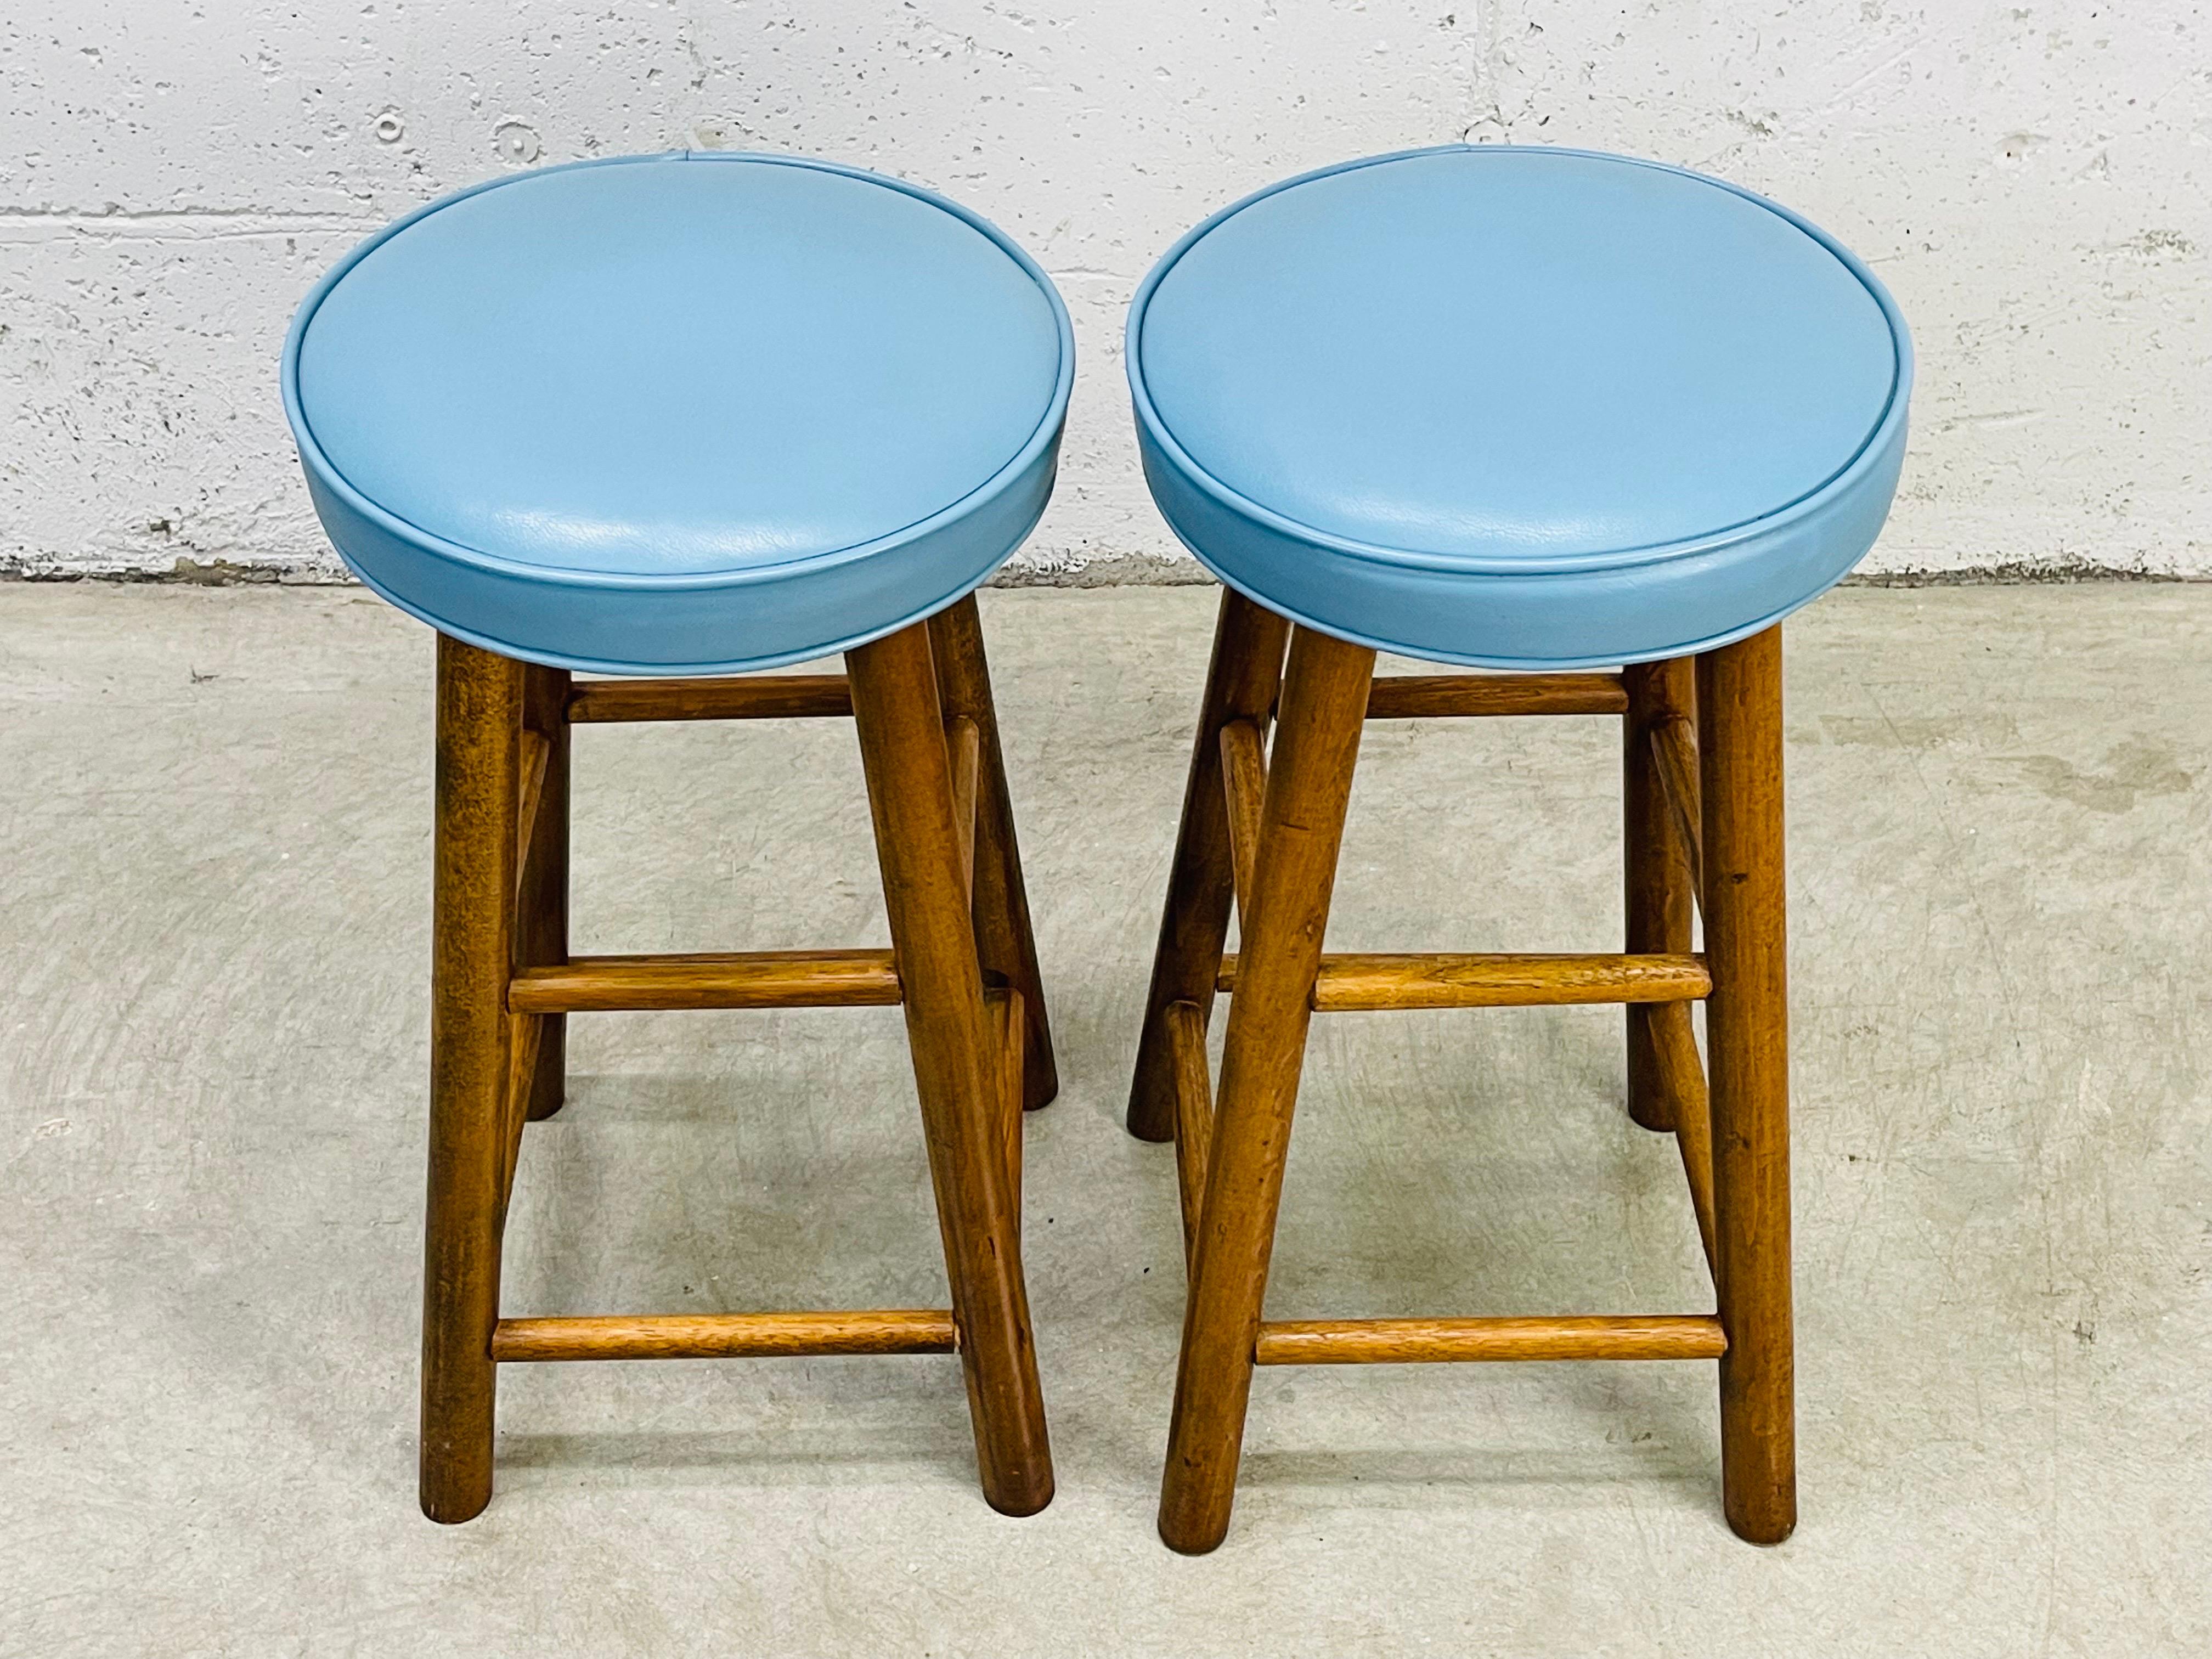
284, 153, 1072, 674
1127, 146, 1911, 668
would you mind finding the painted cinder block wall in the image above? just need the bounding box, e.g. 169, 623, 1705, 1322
3, 2, 2207, 583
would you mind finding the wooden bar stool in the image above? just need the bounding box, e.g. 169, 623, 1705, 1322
281, 153, 1073, 1521
1124, 146, 1911, 1553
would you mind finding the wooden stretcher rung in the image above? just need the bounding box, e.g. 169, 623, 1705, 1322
567, 674, 853, 723
1164, 1000, 1215, 1271
1215, 951, 1711, 1011
491, 1310, 958, 1362
1254, 1313, 1727, 1366
1365, 673, 1628, 719
1217, 720, 1267, 932
509, 949, 901, 1013
1650, 713, 1705, 912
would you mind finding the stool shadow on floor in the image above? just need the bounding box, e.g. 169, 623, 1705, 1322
1239, 1432, 1717, 1506
494, 1422, 978, 1487
1220, 1006, 1724, 1505
488, 1058, 984, 1493
502, 1063, 952, 1319
1264, 1008, 1709, 1293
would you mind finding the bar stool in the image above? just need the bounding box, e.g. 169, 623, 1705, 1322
281, 153, 1073, 1521
1125, 146, 1911, 1553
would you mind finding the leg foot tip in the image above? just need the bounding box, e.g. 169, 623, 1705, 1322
984, 1476, 1055, 1519
1158, 1500, 1230, 1555
420, 1493, 491, 1526
1125, 1096, 1177, 1144
1726, 1511, 1796, 1546
1626, 1100, 1675, 1134
1158, 1521, 1228, 1556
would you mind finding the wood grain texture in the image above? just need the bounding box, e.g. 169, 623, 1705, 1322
850, 620, 1053, 1517
1127, 590, 1291, 1142
421, 634, 522, 1526
1164, 1000, 1214, 1275
492, 1311, 958, 1362
988, 986, 1025, 1226
514, 729, 550, 867
566, 674, 851, 723
509, 950, 900, 1013
1699, 624, 1796, 1546
929, 595, 1058, 1111
1651, 1000, 1718, 1277
1217, 719, 1266, 934
1214, 951, 1711, 1010
516, 663, 570, 1122
1254, 1313, 1727, 1365
1365, 672, 1627, 719
498, 1011, 541, 1216
1650, 714, 1706, 911
949, 715, 981, 905
1625, 657, 1697, 1132
1159, 624, 1376, 1556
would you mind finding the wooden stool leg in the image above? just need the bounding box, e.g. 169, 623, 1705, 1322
519, 664, 570, 1122
1697, 624, 1795, 1544
1127, 589, 1293, 1142
928, 594, 1058, 1110
1624, 657, 1695, 1132
1157, 624, 1375, 1555
421, 635, 523, 1524
849, 620, 1054, 1516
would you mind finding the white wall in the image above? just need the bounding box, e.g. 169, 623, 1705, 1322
3, 2, 2207, 583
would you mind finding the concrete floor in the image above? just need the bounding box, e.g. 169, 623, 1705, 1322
2, 582, 2207, 1657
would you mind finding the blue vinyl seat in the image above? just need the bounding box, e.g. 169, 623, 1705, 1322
1127, 146, 1911, 668
284, 152, 1073, 675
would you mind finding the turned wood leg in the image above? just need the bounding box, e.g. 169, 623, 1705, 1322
849, 620, 1054, 1516
1698, 625, 1795, 1544
1156, 624, 1375, 1555
1127, 589, 1293, 1143
1624, 657, 1695, 1132
518, 663, 570, 1122
929, 594, 1058, 1110
421, 635, 523, 1524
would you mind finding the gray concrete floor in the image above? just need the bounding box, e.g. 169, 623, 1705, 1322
2, 582, 2208, 1657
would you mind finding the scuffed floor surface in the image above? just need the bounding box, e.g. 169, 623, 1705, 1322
2, 583, 2207, 1657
